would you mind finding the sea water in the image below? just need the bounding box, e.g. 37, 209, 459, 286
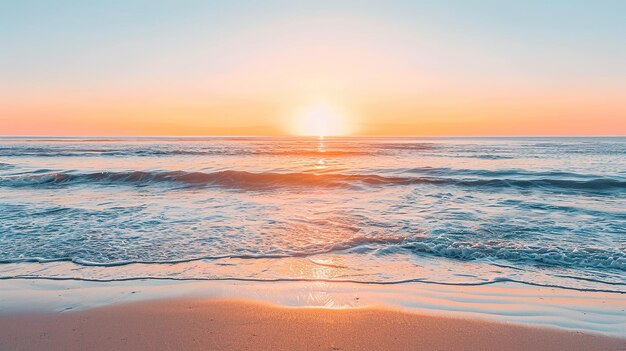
0, 137, 624, 293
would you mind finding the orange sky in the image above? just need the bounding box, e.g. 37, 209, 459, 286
1, 1, 625, 136
2, 86, 623, 136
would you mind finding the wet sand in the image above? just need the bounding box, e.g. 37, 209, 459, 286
0, 298, 623, 351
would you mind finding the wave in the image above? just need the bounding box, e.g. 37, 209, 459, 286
465, 154, 513, 160
0, 170, 405, 190
401, 240, 626, 272
2, 233, 623, 277
0, 234, 408, 267
403, 167, 609, 179
1, 169, 625, 192
368, 143, 436, 151
0, 147, 370, 158
1, 233, 623, 293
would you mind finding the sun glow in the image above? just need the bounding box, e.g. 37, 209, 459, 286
292, 102, 351, 137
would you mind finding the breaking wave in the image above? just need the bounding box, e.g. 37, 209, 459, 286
401, 240, 626, 271
1, 169, 624, 193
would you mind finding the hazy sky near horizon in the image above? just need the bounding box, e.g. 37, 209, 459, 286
1, 0, 625, 136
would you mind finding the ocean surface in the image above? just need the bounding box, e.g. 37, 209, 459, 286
1, 137, 625, 293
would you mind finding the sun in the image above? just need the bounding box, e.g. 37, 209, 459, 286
292, 102, 351, 137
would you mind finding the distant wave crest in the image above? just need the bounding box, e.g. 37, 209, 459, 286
1, 169, 625, 192
0, 147, 369, 158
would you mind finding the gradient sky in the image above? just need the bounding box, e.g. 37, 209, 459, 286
1, 0, 625, 136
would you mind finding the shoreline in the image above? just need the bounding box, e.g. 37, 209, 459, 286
1, 298, 624, 351
1, 278, 625, 337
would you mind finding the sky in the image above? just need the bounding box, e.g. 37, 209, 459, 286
1, 0, 625, 136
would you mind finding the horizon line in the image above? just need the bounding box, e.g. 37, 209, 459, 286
1, 135, 625, 138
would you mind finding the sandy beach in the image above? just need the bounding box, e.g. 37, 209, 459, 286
0, 298, 623, 351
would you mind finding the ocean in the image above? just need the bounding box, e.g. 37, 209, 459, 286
1, 136, 624, 293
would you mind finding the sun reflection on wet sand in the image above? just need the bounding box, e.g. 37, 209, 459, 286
284, 257, 357, 307
2, 278, 625, 336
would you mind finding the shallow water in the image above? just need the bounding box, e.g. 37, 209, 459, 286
0, 137, 624, 293
3, 279, 625, 337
